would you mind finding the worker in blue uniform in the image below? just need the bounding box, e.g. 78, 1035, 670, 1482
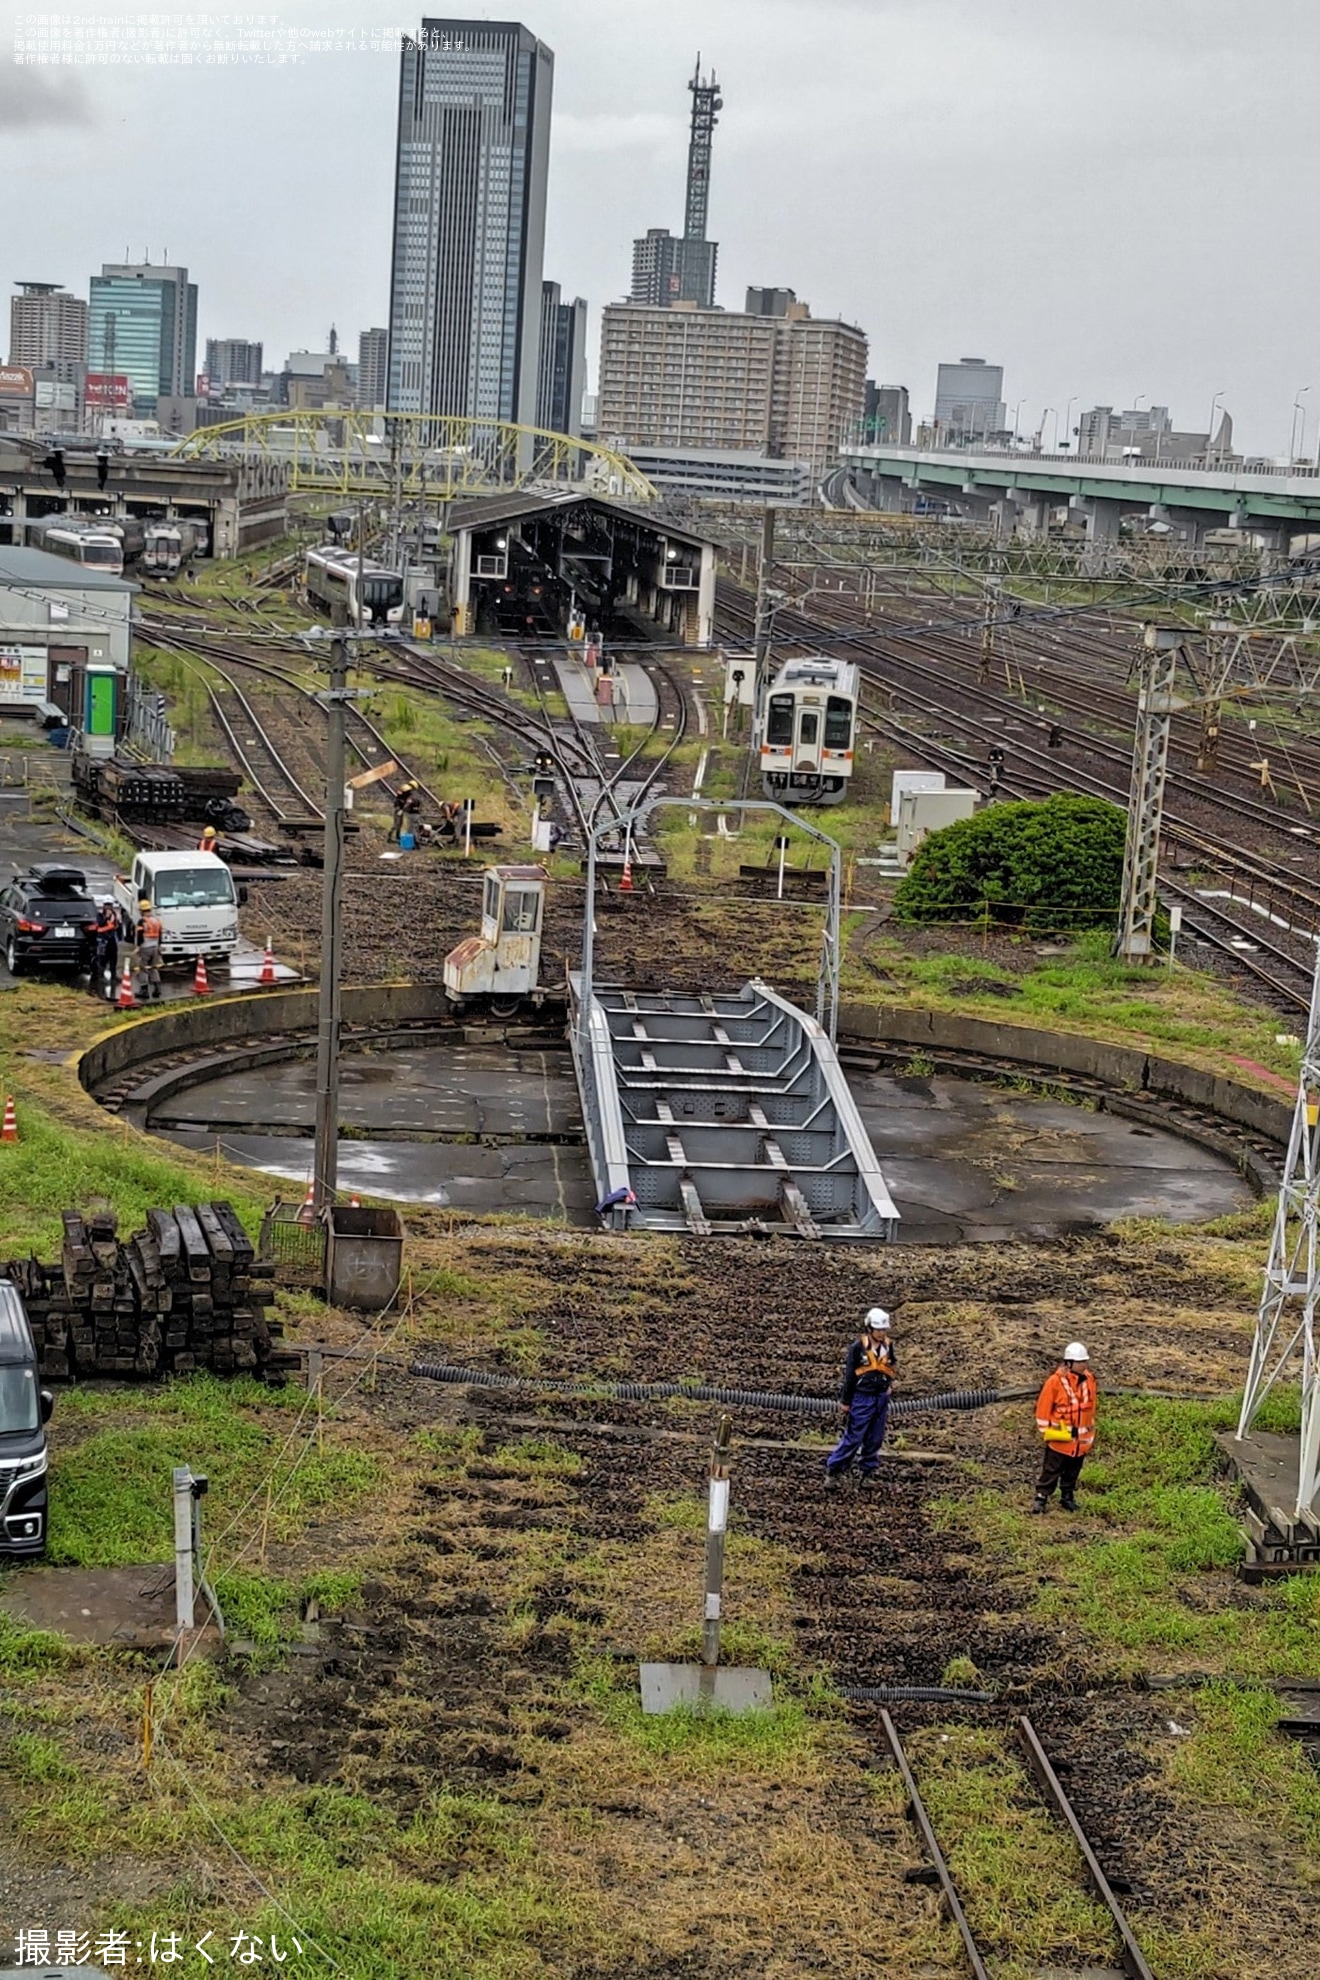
825, 1307, 896, 1490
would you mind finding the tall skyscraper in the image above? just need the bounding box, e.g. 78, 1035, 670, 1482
88, 262, 197, 416
357, 327, 389, 409
386, 20, 553, 425
204, 338, 263, 389
535, 282, 586, 437
630, 59, 722, 309
9, 283, 87, 380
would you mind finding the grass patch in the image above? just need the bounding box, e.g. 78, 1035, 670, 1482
859, 928, 1302, 1084
48, 1374, 379, 1570
937, 1394, 1320, 1678
1168, 1683, 1320, 1847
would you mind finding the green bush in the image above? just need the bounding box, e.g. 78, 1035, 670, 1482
893, 793, 1127, 933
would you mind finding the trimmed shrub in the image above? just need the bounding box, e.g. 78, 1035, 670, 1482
893, 793, 1126, 933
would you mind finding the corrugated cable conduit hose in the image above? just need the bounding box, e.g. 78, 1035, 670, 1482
408, 1361, 1028, 1418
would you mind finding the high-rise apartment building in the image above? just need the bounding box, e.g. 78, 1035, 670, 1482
204, 338, 263, 389
933, 358, 1004, 443
630, 60, 721, 309
9, 283, 87, 380
357, 327, 388, 410
597, 298, 867, 479
535, 283, 586, 437
386, 19, 553, 424
88, 262, 197, 416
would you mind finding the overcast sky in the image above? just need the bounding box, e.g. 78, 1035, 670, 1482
3, 0, 1317, 456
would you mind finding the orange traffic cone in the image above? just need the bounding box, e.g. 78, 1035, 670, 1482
259, 939, 276, 986
296, 1183, 316, 1226
1, 1096, 17, 1144
620, 850, 634, 893
193, 955, 210, 996
116, 962, 136, 1009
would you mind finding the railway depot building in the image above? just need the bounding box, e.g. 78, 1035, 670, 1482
0, 434, 287, 559
0, 546, 133, 726
448, 491, 717, 646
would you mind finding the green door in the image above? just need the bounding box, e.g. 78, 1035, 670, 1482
86, 671, 116, 737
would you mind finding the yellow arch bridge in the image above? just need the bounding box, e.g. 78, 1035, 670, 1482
174, 409, 656, 504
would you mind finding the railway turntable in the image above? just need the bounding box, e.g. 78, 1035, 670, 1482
571, 796, 899, 1240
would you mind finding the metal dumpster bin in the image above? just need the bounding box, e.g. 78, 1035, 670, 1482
326, 1205, 404, 1311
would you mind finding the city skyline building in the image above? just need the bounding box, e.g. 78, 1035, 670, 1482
933, 357, 1005, 442
863, 381, 911, 445
598, 295, 866, 480
203, 337, 263, 390
8, 283, 87, 382
88, 262, 197, 419
535, 281, 586, 437
629, 58, 721, 309
386, 19, 554, 427
357, 326, 388, 409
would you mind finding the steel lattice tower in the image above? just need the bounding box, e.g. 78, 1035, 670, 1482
1114, 625, 1185, 961
684, 57, 722, 244
1237, 939, 1320, 1516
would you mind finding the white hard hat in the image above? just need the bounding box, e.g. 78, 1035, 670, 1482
865, 1307, 891, 1331
1063, 1342, 1089, 1362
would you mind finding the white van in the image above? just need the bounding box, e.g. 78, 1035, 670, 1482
114, 850, 241, 967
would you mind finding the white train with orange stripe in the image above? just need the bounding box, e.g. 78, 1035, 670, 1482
759, 656, 859, 805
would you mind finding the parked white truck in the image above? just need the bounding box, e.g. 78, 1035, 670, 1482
113, 850, 241, 969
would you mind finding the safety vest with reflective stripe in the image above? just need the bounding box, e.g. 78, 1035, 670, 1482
1035, 1367, 1096, 1455
139, 913, 163, 945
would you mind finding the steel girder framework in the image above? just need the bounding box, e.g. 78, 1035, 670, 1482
1237, 940, 1320, 1515
174, 410, 656, 504
1115, 626, 1184, 961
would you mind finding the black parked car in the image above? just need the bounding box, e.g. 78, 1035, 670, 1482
0, 865, 98, 976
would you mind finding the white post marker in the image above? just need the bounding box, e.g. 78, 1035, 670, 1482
1167, 898, 1183, 970
775, 833, 790, 902
464, 796, 474, 860
173, 1466, 196, 1633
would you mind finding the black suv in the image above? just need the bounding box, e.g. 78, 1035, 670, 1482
0, 865, 98, 975
0, 1283, 52, 1556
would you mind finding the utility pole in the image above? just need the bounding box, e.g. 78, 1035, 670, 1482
1237, 938, 1320, 1517
1196, 616, 1232, 774
751, 505, 777, 747
1114, 624, 1185, 962
312, 615, 348, 1209
979, 576, 1000, 683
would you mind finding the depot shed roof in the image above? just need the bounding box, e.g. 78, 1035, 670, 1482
446, 490, 714, 552
0, 546, 137, 593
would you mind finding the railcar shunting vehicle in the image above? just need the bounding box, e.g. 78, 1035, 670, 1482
304, 548, 405, 626
760, 656, 859, 805
26, 518, 124, 574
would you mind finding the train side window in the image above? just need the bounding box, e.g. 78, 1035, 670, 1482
483, 875, 500, 923
798, 710, 819, 745
502, 889, 540, 934
767, 695, 794, 745
825, 696, 853, 747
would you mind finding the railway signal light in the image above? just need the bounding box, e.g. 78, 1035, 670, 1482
43, 449, 66, 490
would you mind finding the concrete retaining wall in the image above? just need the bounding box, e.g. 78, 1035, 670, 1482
77, 984, 447, 1093
78, 983, 1294, 1151
837, 1001, 1293, 1146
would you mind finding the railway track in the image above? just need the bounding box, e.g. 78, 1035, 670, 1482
882, 1710, 1156, 1980
716, 582, 1320, 1012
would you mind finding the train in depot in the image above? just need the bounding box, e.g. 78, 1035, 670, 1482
303, 548, 406, 626
759, 656, 859, 805
26, 517, 125, 573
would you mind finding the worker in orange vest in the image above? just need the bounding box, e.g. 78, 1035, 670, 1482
1031, 1343, 1096, 1514
134, 895, 164, 1001
198, 824, 220, 853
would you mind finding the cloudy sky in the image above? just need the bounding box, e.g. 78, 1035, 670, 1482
2, 0, 1316, 456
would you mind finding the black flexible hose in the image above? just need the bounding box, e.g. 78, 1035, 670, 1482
840, 1685, 997, 1704
408, 1359, 1030, 1420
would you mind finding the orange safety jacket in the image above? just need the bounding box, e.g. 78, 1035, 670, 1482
138, 913, 163, 945
1035, 1366, 1096, 1456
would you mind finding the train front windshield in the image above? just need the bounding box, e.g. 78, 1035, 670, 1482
825, 697, 853, 747
767, 695, 794, 745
